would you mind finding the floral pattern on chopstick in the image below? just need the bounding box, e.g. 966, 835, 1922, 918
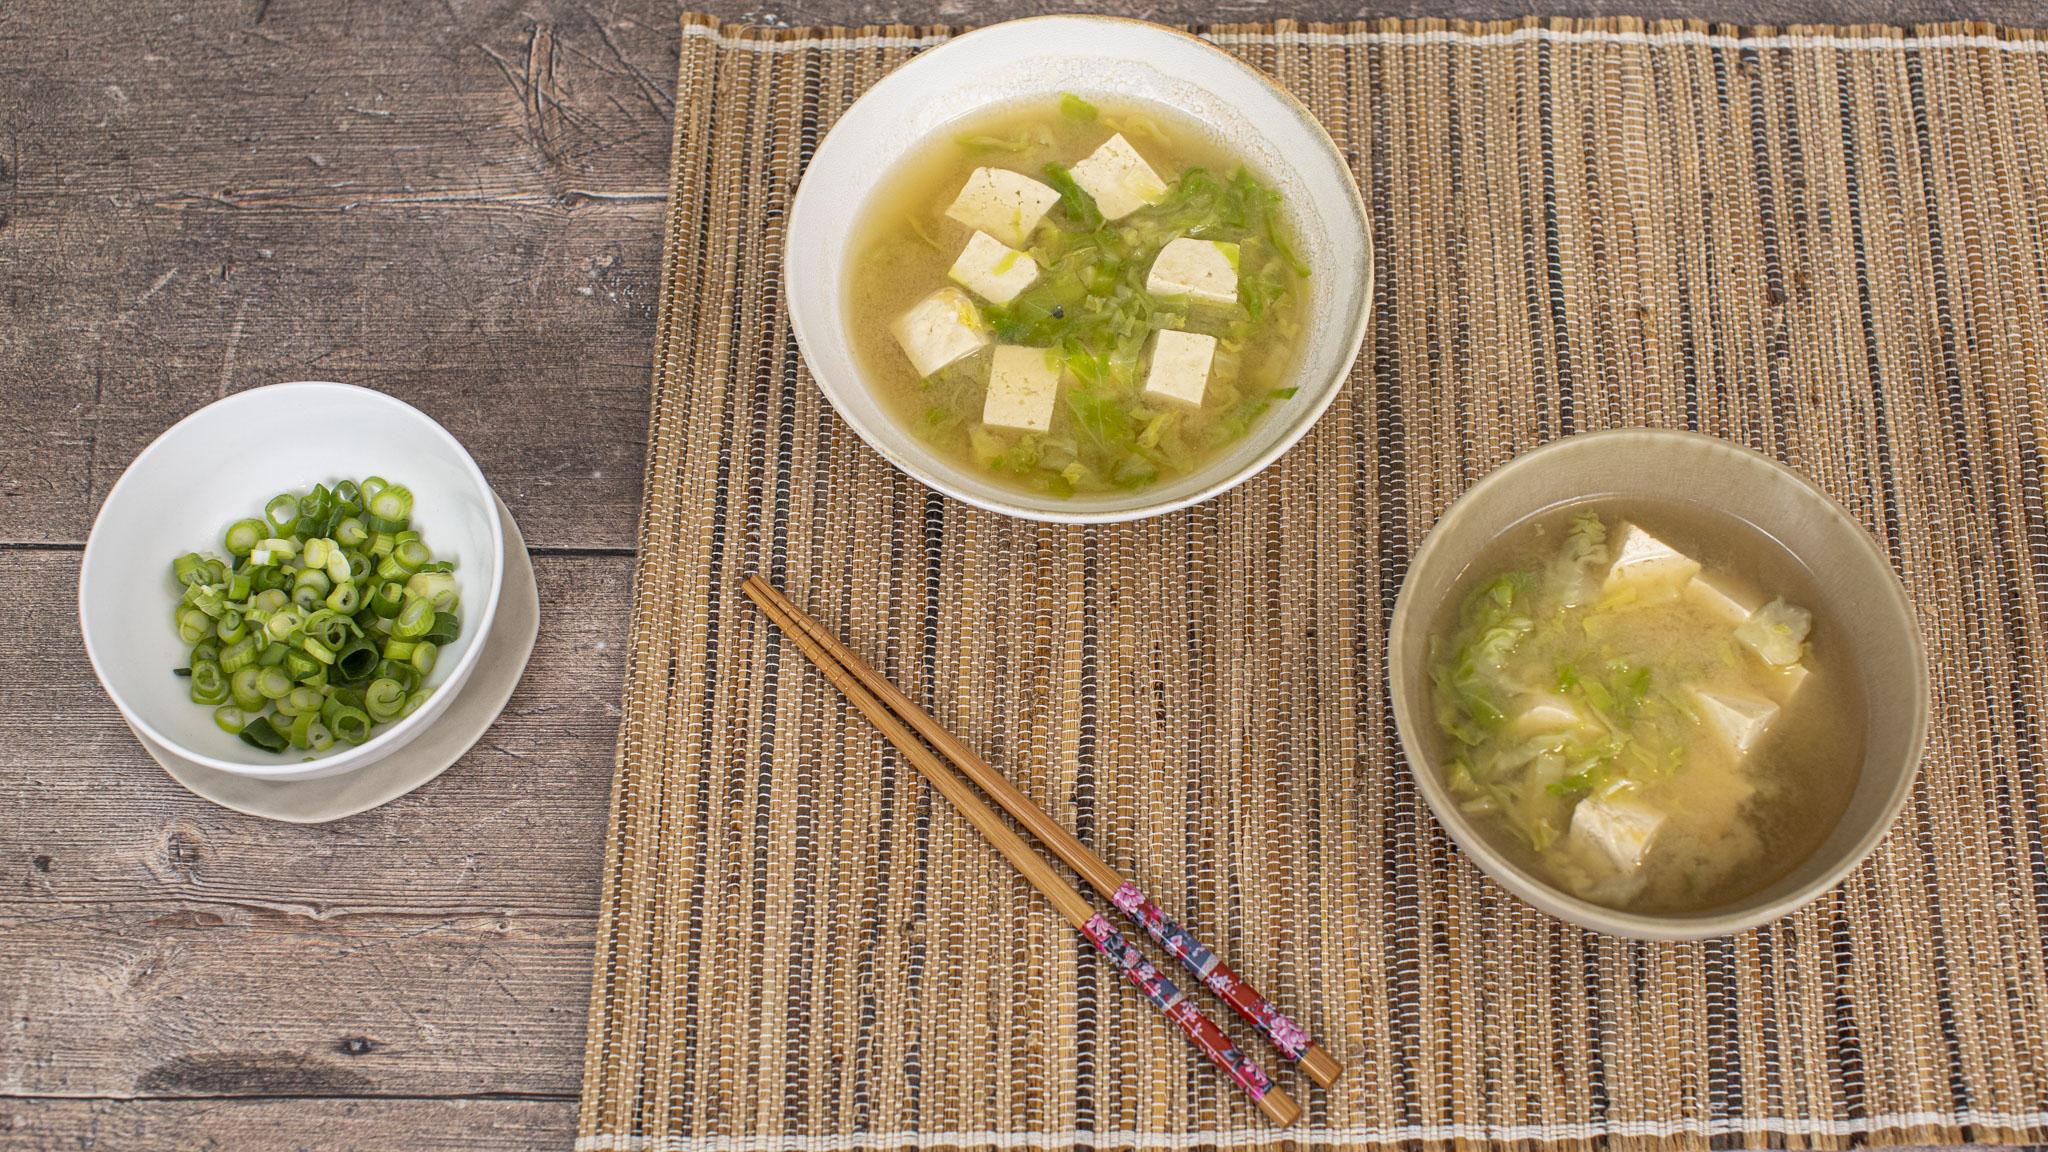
1082, 913, 1276, 1101
1113, 880, 1314, 1063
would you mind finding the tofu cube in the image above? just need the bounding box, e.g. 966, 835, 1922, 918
982, 345, 1062, 433
1604, 523, 1702, 590
890, 287, 991, 378
1068, 133, 1167, 221
1142, 329, 1215, 407
1693, 688, 1780, 757
945, 167, 1061, 248
1507, 692, 1593, 740
1777, 662, 1812, 700
948, 230, 1040, 306
1570, 793, 1665, 873
1685, 574, 1758, 628
1146, 237, 1240, 306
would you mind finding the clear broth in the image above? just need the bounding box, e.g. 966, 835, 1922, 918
843, 96, 1309, 497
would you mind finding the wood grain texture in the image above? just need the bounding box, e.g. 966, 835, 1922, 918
0, 551, 623, 1125
1, 1098, 576, 1151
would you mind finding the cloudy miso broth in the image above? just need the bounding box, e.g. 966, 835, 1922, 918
844, 95, 1309, 497
1425, 498, 1865, 915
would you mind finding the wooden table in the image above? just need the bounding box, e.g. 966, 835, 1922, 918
4, 1, 2043, 1148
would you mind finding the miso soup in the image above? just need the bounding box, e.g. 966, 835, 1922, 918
1425, 499, 1864, 914
844, 93, 1310, 497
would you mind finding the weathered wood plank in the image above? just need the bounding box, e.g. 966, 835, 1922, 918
0, 904, 592, 1099
0, 0, 680, 550
0, 551, 621, 1101
1, 1096, 577, 1150
1, 549, 626, 917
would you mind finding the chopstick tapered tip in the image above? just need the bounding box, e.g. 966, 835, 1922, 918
1300, 1043, 1344, 1089
1258, 1084, 1303, 1127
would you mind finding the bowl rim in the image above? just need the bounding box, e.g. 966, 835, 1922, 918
1388, 428, 1931, 940
782, 13, 1374, 524
78, 380, 508, 779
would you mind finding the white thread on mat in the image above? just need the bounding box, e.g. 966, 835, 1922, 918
577, 1108, 2048, 1152
678, 19, 2048, 56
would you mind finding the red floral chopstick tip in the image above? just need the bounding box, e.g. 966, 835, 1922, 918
1112, 881, 1317, 1064
1081, 913, 1280, 1104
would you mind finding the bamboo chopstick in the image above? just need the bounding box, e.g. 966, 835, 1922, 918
741, 576, 1302, 1127
743, 575, 1343, 1090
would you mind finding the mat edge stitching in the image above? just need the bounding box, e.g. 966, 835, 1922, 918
678, 20, 2048, 54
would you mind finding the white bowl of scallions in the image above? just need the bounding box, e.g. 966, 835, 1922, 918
80, 382, 505, 782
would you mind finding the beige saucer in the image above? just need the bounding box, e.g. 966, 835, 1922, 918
128, 495, 541, 824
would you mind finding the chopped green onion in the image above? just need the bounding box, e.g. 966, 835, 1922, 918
265, 609, 304, 642
423, 612, 459, 646
369, 581, 405, 618
363, 677, 407, 723
405, 571, 458, 612
336, 637, 380, 680
277, 686, 325, 717
393, 597, 434, 640
329, 706, 372, 745
249, 537, 299, 566
176, 607, 213, 644
368, 484, 413, 522
173, 552, 210, 587
255, 666, 294, 700
400, 687, 432, 718
264, 493, 301, 536
300, 483, 332, 527
230, 666, 266, 710
189, 661, 228, 705
238, 714, 288, 752
392, 539, 431, 573
169, 475, 459, 754
326, 583, 361, 614
224, 520, 266, 557
219, 637, 259, 674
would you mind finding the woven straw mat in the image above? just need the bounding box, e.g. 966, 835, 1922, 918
579, 13, 2048, 1152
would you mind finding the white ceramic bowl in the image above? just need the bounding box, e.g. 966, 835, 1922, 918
784, 15, 1372, 523
80, 382, 506, 782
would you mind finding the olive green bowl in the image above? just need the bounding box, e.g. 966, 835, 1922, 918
1387, 429, 1929, 940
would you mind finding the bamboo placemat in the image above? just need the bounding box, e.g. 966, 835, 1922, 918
579, 13, 2048, 1151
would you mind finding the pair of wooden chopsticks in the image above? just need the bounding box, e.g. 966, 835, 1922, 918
741, 576, 1340, 1127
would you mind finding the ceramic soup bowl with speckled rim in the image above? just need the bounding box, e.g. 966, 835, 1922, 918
784, 15, 1372, 524
1389, 429, 1929, 940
